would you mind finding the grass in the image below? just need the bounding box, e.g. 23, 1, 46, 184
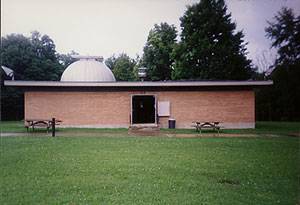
1, 135, 299, 204
0, 121, 128, 134
162, 121, 300, 135
1, 121, 300, 135
221, 121, 300, 135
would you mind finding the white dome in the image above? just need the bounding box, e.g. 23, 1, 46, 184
61, 57, 116, 82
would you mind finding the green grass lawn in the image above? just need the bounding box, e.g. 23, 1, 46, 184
1, 135, 299, 204
162, 121, 300, 135
1, 121, 300, 135
0, 121, 128, 134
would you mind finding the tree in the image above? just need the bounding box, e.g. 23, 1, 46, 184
1, 31, 64, 120
141, 22, 177, 81
1, 70, 24, 121
58, 50, 79, 69
253, 50, 277, 74
1, 31, 64, 81
265, 7, 300, 66
105, 54, 117, 71
171, 0, 252, 80
265, 7, 300, 121
256, 7, 300, 121
105, 53, 136, 81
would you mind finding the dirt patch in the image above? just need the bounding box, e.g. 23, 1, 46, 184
258, 133, 300, 137
218, 179, 239, 186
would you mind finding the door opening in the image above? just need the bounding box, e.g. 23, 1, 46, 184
132, 95, 156, 124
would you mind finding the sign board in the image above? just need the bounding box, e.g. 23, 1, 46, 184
158, 101, 170, 117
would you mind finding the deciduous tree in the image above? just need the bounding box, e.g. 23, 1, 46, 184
105, 53, 136, 81
58, 50, 79, 69
141, 23, 177, 81
1, 31, 64, 81
1, 31, 64, 120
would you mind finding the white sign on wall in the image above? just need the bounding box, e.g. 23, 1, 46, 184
158, 101, 170, 117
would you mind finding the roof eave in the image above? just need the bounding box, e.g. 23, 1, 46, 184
4, 80, 273, 87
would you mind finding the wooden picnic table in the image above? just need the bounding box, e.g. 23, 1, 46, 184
193, 121, 221, 134
24, 119, 62, 133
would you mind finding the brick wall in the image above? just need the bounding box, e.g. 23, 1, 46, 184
25, 90, 254, 127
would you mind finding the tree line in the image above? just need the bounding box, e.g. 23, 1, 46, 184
255, 7, 299, 121
107, 0, 252, 81
1, 31, 77, 120
1, 0, 299, 121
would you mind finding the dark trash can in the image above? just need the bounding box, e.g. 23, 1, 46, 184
168, 119, 176, 129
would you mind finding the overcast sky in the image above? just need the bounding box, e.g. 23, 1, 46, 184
1, 0, 300, 66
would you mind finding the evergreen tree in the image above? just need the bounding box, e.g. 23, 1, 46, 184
172, 0, 252, 80
141, 22, 177, 81
265, 7, 300, 66
259, 7, 300, 121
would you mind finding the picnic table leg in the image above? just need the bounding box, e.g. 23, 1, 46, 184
52, 118, 55, 137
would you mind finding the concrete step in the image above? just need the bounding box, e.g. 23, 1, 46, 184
128, 130, 162, 136
129, 124, 159, 131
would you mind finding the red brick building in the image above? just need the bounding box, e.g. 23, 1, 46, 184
5, 56, 272, 129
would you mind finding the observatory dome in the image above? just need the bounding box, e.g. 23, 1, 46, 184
60, 56, 116, 82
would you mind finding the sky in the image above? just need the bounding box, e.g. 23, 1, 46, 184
1, 0, 300, 67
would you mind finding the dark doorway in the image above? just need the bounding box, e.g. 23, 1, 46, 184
132, 95, 156, 124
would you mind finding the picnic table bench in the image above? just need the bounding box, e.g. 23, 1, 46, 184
25, 119, 62, 133
192, 122, 221, 134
